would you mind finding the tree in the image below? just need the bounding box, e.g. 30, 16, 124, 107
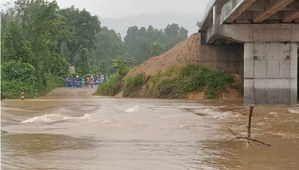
109, 56, 132, 76
77, 48, 90, 75
90, 27, 124, 65
90, 64, 102, 76
163, 23, 188, 51
1, 60, 36, 84
124, 26, 140, 58
60, 6, 101, 65
123, 24, 188, 65
1, 0, 73, 92
148, 41, 163, 57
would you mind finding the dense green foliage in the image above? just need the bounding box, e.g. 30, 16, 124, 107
96, 64, 234, 99
77, 48, 90, 75
123, 24, 188, 65
94, 56, 132, 96
90, 24, 188, 74
2, 60, 36, 84
59, 6, 101, 66
109, 56, 132, 76
95, 74, 123, 96
1, 80, 37, 98
123, 74, 147, 97
89, 26, 124, 74
149, 64, 234, 99
1, 0, 188, 99
1, 0, 75, 98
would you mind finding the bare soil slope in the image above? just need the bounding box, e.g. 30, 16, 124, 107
118, 33, 243, 99
125, 33, 200, 78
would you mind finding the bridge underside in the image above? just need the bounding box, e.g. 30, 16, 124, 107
200, 24, 299, 105
199, 0, 299, 105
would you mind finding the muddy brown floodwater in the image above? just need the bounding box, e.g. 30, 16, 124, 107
1, 87, 299, 170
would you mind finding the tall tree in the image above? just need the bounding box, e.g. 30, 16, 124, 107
59, 6, 101, 66
109, 56, 132, 76
90, 26, 124, 64
148, 41, 163, 57
1, 0, 73, 88
123, 24, 188, 65
163, 23, 188, 51
77, 48, 90, 75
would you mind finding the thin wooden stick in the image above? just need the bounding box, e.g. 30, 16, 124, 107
225, 126, 271, 147
225, 106, 271, 147
247, 106, 254, 138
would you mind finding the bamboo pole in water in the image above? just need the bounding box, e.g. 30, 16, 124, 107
247, 106, 254, 138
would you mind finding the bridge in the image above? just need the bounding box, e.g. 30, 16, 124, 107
198, 0, 299, 105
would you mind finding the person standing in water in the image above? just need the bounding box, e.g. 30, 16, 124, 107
81, 77, 85, 87
97, 77, 101, 86
90, 77, 94, 88
66, 76, 69, 87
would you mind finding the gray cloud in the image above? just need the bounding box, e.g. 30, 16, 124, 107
54, 0, 210, 18
1, 0, 212, 37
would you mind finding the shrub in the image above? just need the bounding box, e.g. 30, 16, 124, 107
1, 59, 36, 84
1, 80, 37, 99
178, 64, 234, 98
148, 64, 234, 99
123, 74, 146, 97
156, 77, 179, 98
164, 65, 183, 77
95, 74, 123, 96
203, 71, 234, 98
38, 73, 66, 96
151, 70, 163, 85
1, 60, 66, 98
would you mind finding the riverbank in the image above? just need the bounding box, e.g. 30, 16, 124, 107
116, 64, 242, 99
95, 33, 243, 99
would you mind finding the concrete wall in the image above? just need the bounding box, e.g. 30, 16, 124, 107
244, 43, 298, 105
198, 44, 244, 74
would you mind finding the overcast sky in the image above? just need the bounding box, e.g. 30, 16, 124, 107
1, 0, 213, 37
55, 0, 211, 18
2, 0, 212, 18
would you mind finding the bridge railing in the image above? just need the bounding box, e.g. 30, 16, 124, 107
201, 0, 217, 22
220, 0, 248, 24
220, 1, 233, 24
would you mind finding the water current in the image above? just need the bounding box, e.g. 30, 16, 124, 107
1, 87, 299, 170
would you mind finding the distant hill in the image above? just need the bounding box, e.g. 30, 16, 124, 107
99, 12, 202, 39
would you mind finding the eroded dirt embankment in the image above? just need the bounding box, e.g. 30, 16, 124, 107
116, 33, 243, 99
124, 33, 200, 78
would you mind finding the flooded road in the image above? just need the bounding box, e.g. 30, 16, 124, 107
2, 87, 299, 170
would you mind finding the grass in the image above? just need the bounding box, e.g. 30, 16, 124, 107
123, 74, 146, 97
147, 64, 234, 99
95, 73, 123, 96
1, 74, 65, 99
94, 64, 235, 99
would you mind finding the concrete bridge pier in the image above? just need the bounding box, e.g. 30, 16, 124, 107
244, 42, 297, 105
203, 24, 299, 105
198, 0, 299, 105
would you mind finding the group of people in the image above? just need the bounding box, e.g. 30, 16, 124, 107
65, 75, 111, 88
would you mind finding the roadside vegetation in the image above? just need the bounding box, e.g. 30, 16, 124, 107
147, 64, 234, 99
94, 56, 130, 96
1, 0, 189, 99
123, 74, 147, 97
94, 74, 123, 96
96, 63, 234, 99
